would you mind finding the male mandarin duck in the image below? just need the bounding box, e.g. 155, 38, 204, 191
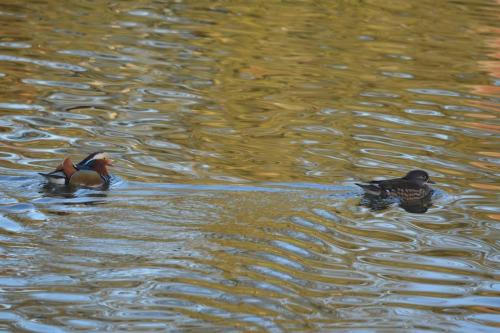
356, 170, 435, 201
39, 151, 113, 187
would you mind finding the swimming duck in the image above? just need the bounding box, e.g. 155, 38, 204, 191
356, 170, 435, 201
61, 156, 113, 187
39, 152, 112, 186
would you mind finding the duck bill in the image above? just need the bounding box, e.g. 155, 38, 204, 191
427, 179, 435, 184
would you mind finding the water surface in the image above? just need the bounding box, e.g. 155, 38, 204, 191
0, 0, 499, 332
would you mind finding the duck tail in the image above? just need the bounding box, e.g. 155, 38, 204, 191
355, 183, 382, 196
38, 172, 66, 185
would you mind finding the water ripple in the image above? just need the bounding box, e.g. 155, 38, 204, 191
0, 54, 87, 72
0, 0, 498, 332
58, 50, 136, 62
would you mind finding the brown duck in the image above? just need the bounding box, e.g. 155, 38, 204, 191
39, 152, 113, 187
61, 157, 113, 187
356, 170, 435, 201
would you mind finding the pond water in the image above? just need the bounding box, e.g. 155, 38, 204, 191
0, 0, 499, 332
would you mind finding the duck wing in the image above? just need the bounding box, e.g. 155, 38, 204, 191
368, 176, 404, 185
380, 180, 431, 200
356, 177, 405, 197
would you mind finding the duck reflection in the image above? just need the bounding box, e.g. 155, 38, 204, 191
360, 191, 433, 213
399, 194, 434, 213
40, 182, 109, 206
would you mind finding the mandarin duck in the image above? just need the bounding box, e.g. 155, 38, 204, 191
39, 152, 112, 187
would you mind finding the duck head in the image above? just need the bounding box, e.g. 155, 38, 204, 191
86, 158, 113, 178
403, 170, 435, 185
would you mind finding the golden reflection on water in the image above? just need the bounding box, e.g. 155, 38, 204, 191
0, 0, 499, 331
